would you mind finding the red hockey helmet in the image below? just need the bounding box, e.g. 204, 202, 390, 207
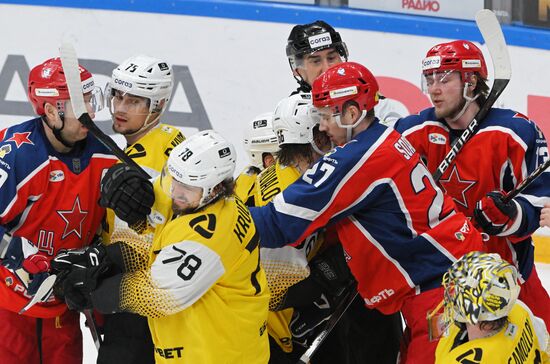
28, 58, 95, 115
312, 62, 379, 114
422, 40, 488, 82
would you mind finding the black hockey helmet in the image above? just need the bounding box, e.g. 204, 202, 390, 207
286, 20, 349, 70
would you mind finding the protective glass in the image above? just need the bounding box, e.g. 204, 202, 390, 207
295, 47, 346, 70
160, 164, 202, 203
59, 86, 104, 117
105, 86, 151, 115
421, 70, 463, 94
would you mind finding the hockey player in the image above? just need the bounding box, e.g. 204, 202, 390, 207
235, 112, 279, 205
250, 62, 485, 363
284, 21, 405, 363
61, 130, 270, 363
247, 94, 348, 363
394, 40, 550, 329
435, 251, 549, 363
286, 20, 403, 124
98, 55, 185, 364
0, 58, 117, 364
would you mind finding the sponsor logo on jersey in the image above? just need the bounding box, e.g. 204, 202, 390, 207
428, 133, 447, 145
49, 170, 65, 182
161, 125, 173, 133
308, 32, 332, 49
155, 346, 184, 359
364, 288, 395, 306
0, 144, 11, 158
329, 86, 357, 99
422, 56, 441, 71
253, 119, 268, 129
462, 59, 481, 69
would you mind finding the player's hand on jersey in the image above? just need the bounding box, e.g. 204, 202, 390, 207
309, 243, 355, 298
99, 163, 154, 225
473, 191, 521, 236
1, 235, 50, 274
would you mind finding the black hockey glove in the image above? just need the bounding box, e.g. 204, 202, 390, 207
99, 164, 154, 226
290, 294, 332, 347
51, 243, 107, 274
473, 191, 520, 236
309, 243, 355, 298
61, 262, 110, 311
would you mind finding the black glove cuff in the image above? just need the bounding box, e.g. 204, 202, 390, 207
91, 273, 123, 314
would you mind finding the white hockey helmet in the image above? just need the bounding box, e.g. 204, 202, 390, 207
162, 130, 236, 209
243, 112, 279, 169
273, 93, 317, 146
106, 55, 173, 134
443, 251, 520, 325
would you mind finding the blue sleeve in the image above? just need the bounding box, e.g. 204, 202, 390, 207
511, 120, 550, 236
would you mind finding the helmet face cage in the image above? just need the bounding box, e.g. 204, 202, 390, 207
28, 58, 101, 116
243, 112, 279, 169
443, 251, 520, 326
164, 130, 236, 209
106, 55, 173, 116
421, 40, 487, 93
286, 20, 349, 70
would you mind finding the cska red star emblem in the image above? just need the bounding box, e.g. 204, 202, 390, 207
439, 165, 477, 209
6, 132, 33, 148
57, 196, 88, 239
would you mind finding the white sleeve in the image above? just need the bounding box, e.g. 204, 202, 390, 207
150, 240, 225, 310
374, 97, 408, 127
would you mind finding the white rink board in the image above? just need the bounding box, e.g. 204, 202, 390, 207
0, 4, 550, 171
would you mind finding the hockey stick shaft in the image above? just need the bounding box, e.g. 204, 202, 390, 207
83, 308, 102, 350
58, 43, 150, 179
297, 289, 358, 364
433, 10, 511, 181
502, 158, 550, 203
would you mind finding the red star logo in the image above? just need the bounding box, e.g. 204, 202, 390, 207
513, 112, 529, 121
6, 132, 33, 148
439, 165, 477, 209
57, 196, 88, 239
0, 128, 6, 142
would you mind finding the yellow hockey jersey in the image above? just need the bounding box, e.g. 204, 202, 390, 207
103, 124, 184, 242
234, 165, 261, 207
436, 300, 550, 364
252, 161, 324, 353
117, 196, 270, 363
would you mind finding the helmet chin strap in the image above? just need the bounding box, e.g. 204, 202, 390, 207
43, 112, 75, 148
335, 110, 367, 142
448, 85, 479, 123
124, 112, 161, 137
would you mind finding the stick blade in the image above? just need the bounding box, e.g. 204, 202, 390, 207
475, 9, 511, 80
18, 274, 57, 314
59, 43, 87, 118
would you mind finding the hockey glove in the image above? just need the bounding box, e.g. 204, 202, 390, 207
99, 164, 154, 226
1, 235, 50, 274
290, 294, 332, 347
473, 191, 521, 236
309, 243, 354, 298
62, 263, 110, 311
51, 243, 107, 274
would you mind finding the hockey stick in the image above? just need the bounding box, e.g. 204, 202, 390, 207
502, 158, 550, 203
433, 9, 511, 181
83, 308, 102, 350
297, 289, 358, 364
18, 274, 57, 314
58, 43, 150, 179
